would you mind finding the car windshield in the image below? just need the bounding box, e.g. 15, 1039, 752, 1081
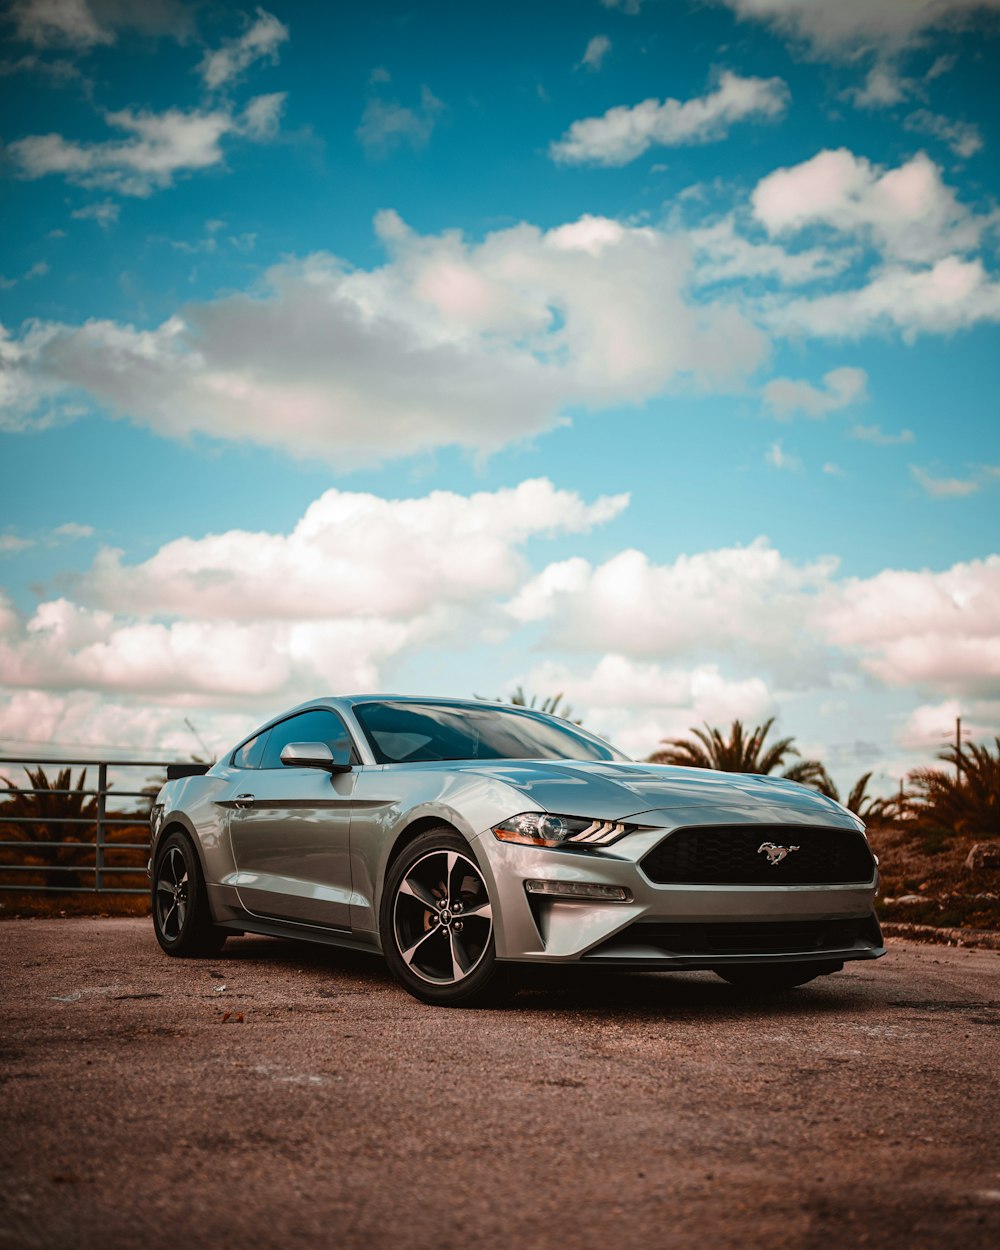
353, 701, 628, 765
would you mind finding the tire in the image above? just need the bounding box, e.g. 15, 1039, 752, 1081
380, 829, 514, 1007
152, 830, 227, 957
714, 960, 843, 991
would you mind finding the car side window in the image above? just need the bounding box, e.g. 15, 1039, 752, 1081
231, 731, 268, 769
259, 710, 355, 771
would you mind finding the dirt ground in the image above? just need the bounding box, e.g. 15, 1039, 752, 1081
1, 919, 999, 1250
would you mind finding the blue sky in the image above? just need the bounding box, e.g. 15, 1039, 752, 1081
1, 0, 998, 793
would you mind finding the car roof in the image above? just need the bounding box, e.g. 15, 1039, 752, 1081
280, 694, 515, 717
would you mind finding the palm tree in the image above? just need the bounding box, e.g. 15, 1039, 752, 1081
821, 771, 890, 820
0, 766, 99, 890
479, 686, 583, 725
508, 686, 580, 723
647, 717, 834, 793
906, 738, 1000, 836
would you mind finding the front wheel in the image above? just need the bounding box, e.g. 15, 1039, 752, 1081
152, 831, 227, 957
714, 960, 843, 991
380, 830, 513, 1007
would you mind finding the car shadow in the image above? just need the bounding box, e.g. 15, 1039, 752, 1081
213, 932, 391, 979
510, 964, 879, 1019
214, 932, 883, 1019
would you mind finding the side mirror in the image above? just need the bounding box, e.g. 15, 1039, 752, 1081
280, 741, 352, 774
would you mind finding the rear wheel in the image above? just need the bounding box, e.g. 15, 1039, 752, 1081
380, 830, 513, 1007
714, 960, 842, 991
152, 831, 227, 957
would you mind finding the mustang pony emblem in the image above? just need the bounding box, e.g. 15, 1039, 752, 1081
758, 841, 801, 865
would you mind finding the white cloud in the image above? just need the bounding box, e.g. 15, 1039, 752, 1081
8, 97, 284, 196
2, 492, 996, 757
768, 255, 1000, 339
688, 215, 848, 287
718, 0, 1000, 57
0, 523, 95, 553
0, 688, 252, 760
752, 149, 988, 264
506, 538, 837, 665
0, 597, 421, 701
0, 481, 626, 706
0, 322, 84, 429
897, 698, 1000, 750
821, 556, 1000, 697
762, 365, 867, 418
580, 35, 611, 71
600, 0, 642, 14
199, 8, 289, 90
823, 462, 845, 476
2, 211, 767, 465
9, 0, 111, 48
240, 91, 286, 140
926, 53, 958, 79
549, 70, 789, 166
51, 521, 94, 539
78, 479, 628, 622
520, 655, 774, 759
357, 86, 444, 154
847, 62, 912, 108
904, 110, 984, 159
851, 423, 914, 446
7, 0, 196, 50
0, 535, 34, 554
910, 464, 981, 497
508, 537, 1000, 705
765, 439, 802, 471
71, 198, 120, 227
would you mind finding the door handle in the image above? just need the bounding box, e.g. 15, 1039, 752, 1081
234, 793, 255, 809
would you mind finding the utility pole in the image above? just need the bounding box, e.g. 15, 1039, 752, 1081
184, 717, 212, 762
956, 716, 963, 785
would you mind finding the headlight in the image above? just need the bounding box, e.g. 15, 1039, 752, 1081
492, 811, 633, 848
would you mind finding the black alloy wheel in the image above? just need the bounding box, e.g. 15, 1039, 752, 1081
152, 830, 226, 957
380, 829, 513, 1007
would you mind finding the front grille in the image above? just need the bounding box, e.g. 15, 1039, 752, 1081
588, 915, 882, 958
640, 824, 875, 886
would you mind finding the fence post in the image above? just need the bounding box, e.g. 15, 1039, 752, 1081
95, 762, 107, 893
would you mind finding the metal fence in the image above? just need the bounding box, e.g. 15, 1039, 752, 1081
0, 756, 191, 895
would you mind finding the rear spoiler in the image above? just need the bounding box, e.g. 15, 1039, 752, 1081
166, 763, 212, 781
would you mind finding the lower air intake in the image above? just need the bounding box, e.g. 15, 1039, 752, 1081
587, 914, 883, 959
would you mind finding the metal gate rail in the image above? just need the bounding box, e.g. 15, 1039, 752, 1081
0, 756, 196, 895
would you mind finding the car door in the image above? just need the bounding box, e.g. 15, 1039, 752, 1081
228, 708, 358, 929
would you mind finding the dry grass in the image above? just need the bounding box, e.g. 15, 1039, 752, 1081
0, 891, 150, 919
870, 823, 1000, 930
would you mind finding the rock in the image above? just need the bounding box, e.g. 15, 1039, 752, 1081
964, 842, 1000, 872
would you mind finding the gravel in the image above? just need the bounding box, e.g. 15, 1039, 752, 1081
2, 919, 999, 1250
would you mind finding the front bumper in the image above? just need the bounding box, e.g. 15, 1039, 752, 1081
472, 818, 883, 969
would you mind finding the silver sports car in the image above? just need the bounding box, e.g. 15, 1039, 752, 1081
149, 696, 884, 1006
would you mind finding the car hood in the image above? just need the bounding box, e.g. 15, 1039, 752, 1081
450, 759, 853, 826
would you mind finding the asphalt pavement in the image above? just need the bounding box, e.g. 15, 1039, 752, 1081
1, 918, 998, 1250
